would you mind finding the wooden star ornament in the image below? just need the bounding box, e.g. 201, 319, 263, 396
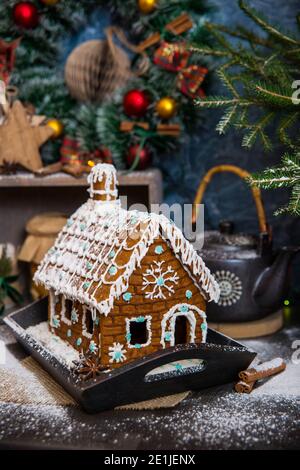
0, 100, 54, 172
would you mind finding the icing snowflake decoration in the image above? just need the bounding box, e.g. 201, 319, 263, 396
214, 270, 242, 306
142, 261, 179, 300
109, 342, 126, 363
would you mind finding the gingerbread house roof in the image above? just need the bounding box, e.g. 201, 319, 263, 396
34, 165, 219, 316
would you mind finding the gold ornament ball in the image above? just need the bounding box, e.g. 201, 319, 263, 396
47, 119, 64, 138
156, 97, 177, 119
138, 0, 157, 14
40, 0, 60, 5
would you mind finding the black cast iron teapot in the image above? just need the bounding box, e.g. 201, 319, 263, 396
192, 165, 299, 323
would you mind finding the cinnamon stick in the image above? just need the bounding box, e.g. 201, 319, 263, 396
137, 13, 193, 52
120, 121, 150, 132
165, 13, 193, 35
157, 123, 181, 136
234, 380, 255, 394
137, 32, 161, 52
238, 357, 286, 384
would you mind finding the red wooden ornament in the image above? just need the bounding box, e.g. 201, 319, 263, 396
0, 38, 21, 84
123, 89, 150, 118
13, 2, 39, 29
126, 144, 152, 170
60, 136, 81, 165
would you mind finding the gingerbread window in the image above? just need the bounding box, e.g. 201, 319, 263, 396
126, 316, 152, 348
61, 296, 73, 324
82, 309, 94, 337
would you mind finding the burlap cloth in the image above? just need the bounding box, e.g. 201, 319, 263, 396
0, 357, 190, 411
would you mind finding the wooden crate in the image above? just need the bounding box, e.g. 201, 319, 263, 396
0, 169, 163, 247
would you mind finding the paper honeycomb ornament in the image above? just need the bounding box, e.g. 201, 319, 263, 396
65, 29, 132, 104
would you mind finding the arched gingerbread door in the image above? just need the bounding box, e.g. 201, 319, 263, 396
160, 303, 207, 348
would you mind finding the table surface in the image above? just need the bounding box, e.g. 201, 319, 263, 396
0, 309, 299, 450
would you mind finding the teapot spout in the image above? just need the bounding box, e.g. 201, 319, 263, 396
252, 246, 300, 310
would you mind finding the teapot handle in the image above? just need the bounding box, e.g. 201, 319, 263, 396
192, 164, 269, 235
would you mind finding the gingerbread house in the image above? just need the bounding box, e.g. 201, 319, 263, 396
34, 164, 219, 368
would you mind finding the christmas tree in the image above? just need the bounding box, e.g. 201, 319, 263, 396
0, 0, 96, 162
76, 0, 212, 170
192, 0, 300, 215
0, 0, 211, 170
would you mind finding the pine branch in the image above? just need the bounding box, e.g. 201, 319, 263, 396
239, 0, 300, 46
242, 112, 275, 150
204, 21, 273, 49
216, 105, 238, 134
254, 82, 300, 108
192, 1, 300, 215
217, 61, 240, 98
249, 167, 299, 189
249, 152, 300, 215
234, 107, 249, 130
76, 105, 102, 152
275, 184, 300, 216
190, 45, 229, 57
282, 152, 300, 172
96, 104, 127, 170
205, 22, 237, 55
288, 184, 300, 215
195, 96, 252, 108
278, 113, 299, 149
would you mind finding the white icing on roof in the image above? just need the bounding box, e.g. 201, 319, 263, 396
34, 187, 219, 316
87, 163, 118, 200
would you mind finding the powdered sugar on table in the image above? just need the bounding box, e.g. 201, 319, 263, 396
26, 322, 79, 369
0, 317, 299, 449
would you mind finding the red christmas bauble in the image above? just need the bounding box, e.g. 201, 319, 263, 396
126, 144, 152, 170
123, 89, 150, 118
13, 2, 39, 29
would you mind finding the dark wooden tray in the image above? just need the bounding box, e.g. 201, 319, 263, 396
4, 297, 256, 413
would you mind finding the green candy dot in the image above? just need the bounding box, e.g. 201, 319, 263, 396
185, 290, 193, 299
155, 245, 164, 255
123, 292, 132, 302
136, 316, 145, 323
164, 332, 172, 341
180, 305, 188, 312
109, 266, 117, 275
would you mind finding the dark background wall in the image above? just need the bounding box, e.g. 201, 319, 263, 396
163, 0, 299, 229
66, 0, 300, 297
161, 0, 300, 298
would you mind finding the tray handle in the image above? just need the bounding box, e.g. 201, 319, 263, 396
109, 341, 253, 383
192, 164, 269, 236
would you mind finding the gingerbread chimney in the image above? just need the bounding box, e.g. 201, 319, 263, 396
88, 163, 118, 202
